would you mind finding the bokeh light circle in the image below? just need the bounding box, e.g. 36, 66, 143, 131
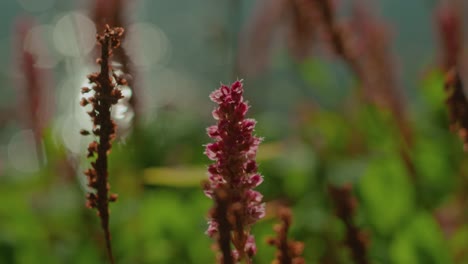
123, 23, 171, 68
53, 12, 96, 57
24, 24, 59, 68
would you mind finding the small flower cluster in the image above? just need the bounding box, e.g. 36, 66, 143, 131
204, 80, 265, 263
445, 69, 468, 150
267, 207, 305, 264
80, 25, 125, 264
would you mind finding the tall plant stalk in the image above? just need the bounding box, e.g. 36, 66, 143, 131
80, 25, 125, 264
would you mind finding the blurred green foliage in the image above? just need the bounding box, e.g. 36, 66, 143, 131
3, 56, 466, 264
0, 0, 466, 259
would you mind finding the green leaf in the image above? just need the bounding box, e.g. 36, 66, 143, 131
390, 212, 451, 264
299, 58, 351, 107
299, 59, 334, 90
304, 110, 350, 155
450, 224, 468, 263
280, 143, 317, 198
327, 158, 368, 186
421, 69, 446, 111
413, 137, 455, 206
143, 166, 207, 187
358, 155, 414, 235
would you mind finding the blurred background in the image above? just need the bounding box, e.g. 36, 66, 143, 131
0, 0, 467, 263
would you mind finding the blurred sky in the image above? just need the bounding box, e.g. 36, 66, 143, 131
0, 0, 440, 104
0, 0, 445, 174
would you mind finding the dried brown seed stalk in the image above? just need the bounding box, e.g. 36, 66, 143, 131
267, 207, 305, 264
92, 0, 140, 127
81, 25, 125, 264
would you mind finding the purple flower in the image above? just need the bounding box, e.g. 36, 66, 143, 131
204, 80, 265, 262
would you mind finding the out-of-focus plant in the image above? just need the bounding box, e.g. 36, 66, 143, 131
328, 184, 368, 264
14, 17, 53, 163
444, 69, 468, 150
435, 0, 462, 71
80, 25, 125, 264
236, 0, 320, 76
267, 206, 305, 264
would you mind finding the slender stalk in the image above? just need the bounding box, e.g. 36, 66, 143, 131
267, 207, 305, 264
95, 32, 114, 263
328, 185, 368, 264
81, 25, 125, 264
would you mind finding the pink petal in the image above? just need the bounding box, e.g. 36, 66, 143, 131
209, 89, 223, 103
221, 85, 230, 96
212, 109, 221, 120
246, 190, 263, 203
235, 102, 249, 118
248, 174, 263, 188
244, 235, 257, 257
207, 125, 219, 138
206, 219, 218, 237
205, 143, 219, 160
242, 119, 257, 131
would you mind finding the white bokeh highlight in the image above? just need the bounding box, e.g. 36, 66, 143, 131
24, 24, 59, 68
123, 23, 171, 68
53, 12, 96, 57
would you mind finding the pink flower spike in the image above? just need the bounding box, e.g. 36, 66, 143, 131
204, 80, 264, 262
